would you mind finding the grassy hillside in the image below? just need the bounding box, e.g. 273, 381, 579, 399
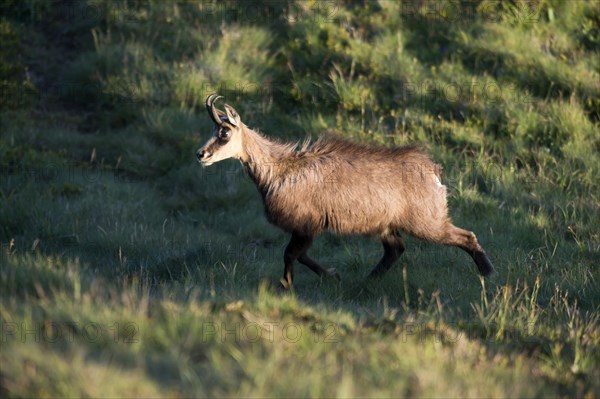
1, 0, 599, 397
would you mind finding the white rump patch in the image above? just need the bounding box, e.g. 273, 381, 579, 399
432, 174, 446, 196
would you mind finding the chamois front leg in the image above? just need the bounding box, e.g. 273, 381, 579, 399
281, 233, 311, 289
298, 253, 341, 281
281, 233, 340, 289
295, 234, 340, 280
367, 230, 406, 278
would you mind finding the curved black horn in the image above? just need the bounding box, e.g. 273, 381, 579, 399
205, 94, 224, 125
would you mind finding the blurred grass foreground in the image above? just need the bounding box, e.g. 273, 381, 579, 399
1, 0, 599, 397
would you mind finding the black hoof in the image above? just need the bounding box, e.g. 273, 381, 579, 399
473, 251, 495, 276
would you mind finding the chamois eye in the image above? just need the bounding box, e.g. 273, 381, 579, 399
218, 129, 230, 140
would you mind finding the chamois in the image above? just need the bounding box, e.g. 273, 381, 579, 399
197, 94, 495, 288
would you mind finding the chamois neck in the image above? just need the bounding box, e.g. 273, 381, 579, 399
242, 127, 292, 189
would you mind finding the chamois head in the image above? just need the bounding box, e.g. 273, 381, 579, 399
196, 94, 245, 166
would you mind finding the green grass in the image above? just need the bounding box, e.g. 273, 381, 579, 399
1, 0, 599, 397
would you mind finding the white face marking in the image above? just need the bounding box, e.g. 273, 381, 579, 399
198, 124, 244, 166
198, 102, 246, 166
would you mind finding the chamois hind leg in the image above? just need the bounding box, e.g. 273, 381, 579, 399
439, 224, 495, 276
367, 230, 405, 278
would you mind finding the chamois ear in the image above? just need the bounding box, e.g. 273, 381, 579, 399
224, 104, 241, 127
